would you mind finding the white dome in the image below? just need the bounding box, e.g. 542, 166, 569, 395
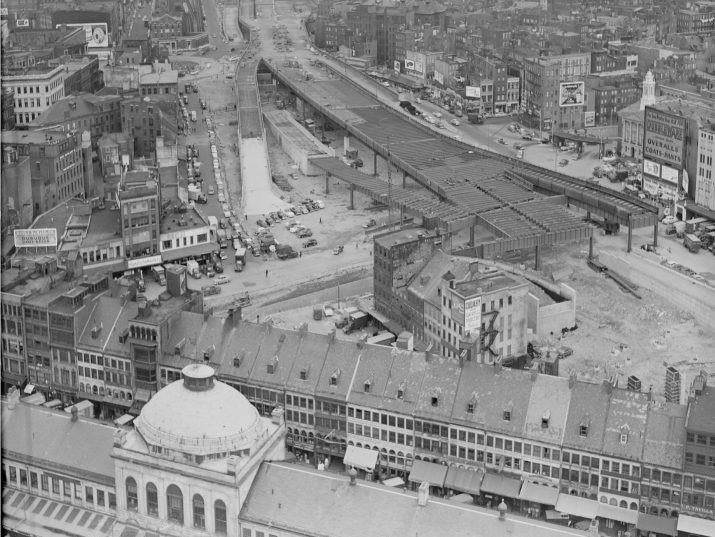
135, 364, 264, 455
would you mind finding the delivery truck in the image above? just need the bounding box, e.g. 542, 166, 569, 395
343, 311, 369, 334
468, 113, 484, 124
684, 233, 702, 253
208, 216, 219, 230
217, 229, 228, 248
234, 248, 247, 272
151, 265, 166, 285
191, 110, 197, 122
686, 217, 710, 234
186, 260, 201, 278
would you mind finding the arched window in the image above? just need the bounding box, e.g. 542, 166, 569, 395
126, 477, 138, 510
610, 498, 618, 506
214, 500, 227, 534
193, 494, 205, 528
167, 485, 184, 524
146, 482, 158, 516
120, 391, 125, 400
99, 387, 104, 395
619, 500, 627, 509
127, 392, 133, 401
79, 383, 85, 392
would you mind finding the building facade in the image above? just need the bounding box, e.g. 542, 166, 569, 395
2, 66, 65, 127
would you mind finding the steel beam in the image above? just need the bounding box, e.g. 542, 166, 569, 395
627, 217, 633, 253
535, 245, 541, 271
373, 151, 378, 177
349, 185, 354, 210
653, 222, 658, 248
589, 236, 594, 260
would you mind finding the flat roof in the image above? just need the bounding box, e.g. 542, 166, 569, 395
84, 206, 122, 247
454, 271, 526, 297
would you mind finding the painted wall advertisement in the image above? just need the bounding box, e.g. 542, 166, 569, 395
584, 111, 595, 127
16, 19, 29, 27
451, 295, 465, 326
660, 164, 679, 184
465, 86, 481, 99
14, 229, 58, 247
559, 81, 584, 107
56, 22, 109, 48
393, 60, 400, 74
434, 71, 444, 85
643, 107, 685, 169
415, 61, 424, 74
405, 59, 415, 70
127, 254, 162, 269
643, 159, 661, 178
464, 297, 482, 334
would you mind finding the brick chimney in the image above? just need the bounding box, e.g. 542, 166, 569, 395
417, 481, 429, 506
327, 328, 336, 344
298, 322, 308, 336
228, 306, 242, 326
530, 364, 539, 382
494, 355, 503, 374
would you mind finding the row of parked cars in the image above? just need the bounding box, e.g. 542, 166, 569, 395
256, 199, 325, 227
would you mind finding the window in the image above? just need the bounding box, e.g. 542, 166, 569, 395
215, 500, 227, 534
86, 486, 94, 503
580, 425, 588, 436
167, 485, 184, 524
193, 495, 205, 528
97, 490, 105, 507
147, 483, 158, 516
126, 477, 138, 510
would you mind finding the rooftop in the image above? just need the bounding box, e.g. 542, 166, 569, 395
348, 345, 395, 409
687, 385, 715, 433
140, 70, 179, 85
408, 249, 471, 303
413, 356, 462, 421
76, 296, 126, 352
240, 462, 591, 537
562, 380, 611, 452
454, 271, 527, 299
523, 373, 572, 444
602, 388, 649, 461
379, 350, 427, 416
83, 205, 122, 247
643, 401, 687, 469
283, 330, 330, 395
2, 129, 73, 146
314, 339, 362, 401
374, 227, 438, 249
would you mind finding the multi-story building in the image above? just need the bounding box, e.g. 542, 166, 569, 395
122, 94, 178, 157
696, 125, 715, 212
314, 20, 351, 51
1, 292, 27, 394
27, 92, 122, 150
2, 66, 65, 127
2, 88, 16, 131
118, 176, 162, 261
0, 145, 34, 228
1, 129, 86, 216
682, 380, 715, 519
55, 56, 103, 95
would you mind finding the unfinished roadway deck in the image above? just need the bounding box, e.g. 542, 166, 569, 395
261, 58, 659, 255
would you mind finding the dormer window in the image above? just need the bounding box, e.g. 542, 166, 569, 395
364, 380, 371, 393
300, 369, 307, 380
431, 396, 439, 407
330, 374, 338, 386
503, 410, 511, 421
397, 389, 404, 400
467, 402, 475, 414
620, 433, 628, 444
580, 425, 588, 437
267, 363, 274, 374
503, 401, 513, 422
541, 410, 550, 429
233, 358, 241, 368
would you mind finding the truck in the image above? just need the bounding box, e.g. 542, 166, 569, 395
151, 265, 166, 285
399, 101, 418, 115
467, 113, 484, 124
276, 244, 298, 259
234, 247, 247, 271
188, 185, 201, 201
685, 217, 709, 234
684, 233, 702, 253
191, 110, 197, 122
666, 221, 686, 236
208, 216, 219, 230
202, 285, 222, 295
217, 229, 228, 248
343, 311, 369, 333
186, 260, 201, 278
608, 170, 629, 183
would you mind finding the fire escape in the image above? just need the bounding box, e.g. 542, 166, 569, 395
481, 309, 499, 356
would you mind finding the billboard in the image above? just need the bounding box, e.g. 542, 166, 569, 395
559, 81, 584, 107
56, 22, 109, 48
1, 8, 8, 16
393, 60, 400, 74
584, 111, 595, 127
16, 19, 29, 27
451, 296, 465, 326
643, 159, 661, 177
415, 61, 424, 74
643, 107, 686, 169
661, 164, 679, 184
14, 228, 57, 247
465, 86, 481, 99
464, 297, 482, 334
405, 59, 415, 70
434, 71, 444, 85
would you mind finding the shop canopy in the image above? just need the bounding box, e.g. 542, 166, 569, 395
162, 241, 219, 262
343, 445, 378, 472
24, 384, 35, 394
383, 477, 404, 488
678, 514, 715, 537
596, 503, 639, 525
444, 466, 483, 495
451, 493, 473, 504
636, 513, 677, 537
518, 481, 560, 506
408, 460, 448, 487
554, 494, 599, 519
114, 414, 135, 426
479, 473, 522, 499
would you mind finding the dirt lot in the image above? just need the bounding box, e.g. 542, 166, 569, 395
493, 236, 715, 397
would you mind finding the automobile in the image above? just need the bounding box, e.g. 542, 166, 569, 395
202, 285, 221, 295
495, 112, 507, 117
436, 121, 445, 129
214, 275, 231, 285
603, 155, 618, 163
297, 229, 313, 238
334, 317, 349, 329
662, 215, 678, 225
193, 86, 198, 94
176, 51, 183, 56
513, 143, 524, 150
571, 153, 580, 160
285, 210, 295, 218
230, 47, 235, 52
256, 219, 267, 228
497, 138, 508, 145
561, 145, 573, 151
206, 266, 216, 277
208, 186, 215, 195
508, 125, 518, 133
350, 158, 364, 168
219, 251, 228, 260
363, 219, 377, 229
196, 194, 208, 204
559, 159, 569, 167
415, 97, 421, 103
285, 220, 298, 229
433, 111, 442, 118
521, 133, 533, 140
302, 239, 318, 248
450, 119, 460, 126
517, 150, 524, 159
425, 116, 436, 124
219, 219, 227, 229
556, 346, 573, 358
214, 263, 224, 274
300, 205, 309, 214
454, 110, 463, 118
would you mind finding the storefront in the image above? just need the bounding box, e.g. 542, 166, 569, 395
677, 514, 715, 537
444, 466, 483, 504
518, 480, 560, 519
554, 493, 599, 526
408, 460, 448, 497
343, 445, 378, 481
102, 392, 133, 421
77, 390, 105, 418
479, 473, 523, 511
596, 502, 638, 536
161, 242, 218, 266
635, 512, 677, 537
1, 372, 26, 396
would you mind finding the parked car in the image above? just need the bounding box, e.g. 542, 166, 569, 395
303, 239, 318, 248
557, 346, 573, 358
450, 119, 460, 126
433, 111, 442, 118
208, 186, 215, 195
662, 215, 677, 225
497, 138, 508, 145
297, 229, 313, 238
517, 150, 524, 159
513, 143, 524, 150
559, 159, 569, 167
214, 275, 231, 285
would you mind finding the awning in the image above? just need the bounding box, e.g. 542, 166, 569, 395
678, 514, 715, 537
2, 371, 26, 385
343, 445, 378, 472
518, 481, 560, 506
445, 466, 483, 495
21, 393, 46, 405
114, 414, 135, 426
452, 493, 473, 504
24, 384, 35, 394
135, 388, 151, 402
480, 473, 522, 499
554, 494, 599, 519
103, 394, 132, 407
383, 477, 404, 488
636, 513, 677, 536
80, 391, 105, 402
596, 503, 638, 525
408, 460, 448, 487
161, 241, 218, 262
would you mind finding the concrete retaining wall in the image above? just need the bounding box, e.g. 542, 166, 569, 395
599, 250, 715, 327
526, 283, 577, 336
263, 111, 334, 176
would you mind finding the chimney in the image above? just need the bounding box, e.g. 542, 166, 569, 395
357, 333, 368, 349
417, 481, 429, 506
298, 322, 308, 336
494, 355, 503, 374
425, 343, 433, 362
7, 386, 20, 410
70, 405, 79, 421
91, 321, 103, 339
498, 499, 507, 521
228, 307, 242, 326
569, 371, 577, 389
459, 349, 467, 368
348, 467, 358, 485
277, 333, 286, 350
271, 406, 284, 425
530, 364, 539, 382
602, 377, 613, 395
327, 328, 336, 344
113, 429, 128, 447
227, 455, 240, 475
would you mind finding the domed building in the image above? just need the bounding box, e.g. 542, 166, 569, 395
112, 364, 287, 536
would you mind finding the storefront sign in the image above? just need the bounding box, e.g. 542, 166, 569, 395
405, 59, 415, 70
465, 86, 481, 98
16, 19, 29, 27
464, 297, 481, 334
127, 254, 162, 269
643, 107, 685, 169
14, 228, 57, 247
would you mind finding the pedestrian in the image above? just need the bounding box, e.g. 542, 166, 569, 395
299, 251, 302, 257
265, 269, 268, 277
356, 242, 358, 248
245, 214, 247, 220
319, 217, 322, 224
